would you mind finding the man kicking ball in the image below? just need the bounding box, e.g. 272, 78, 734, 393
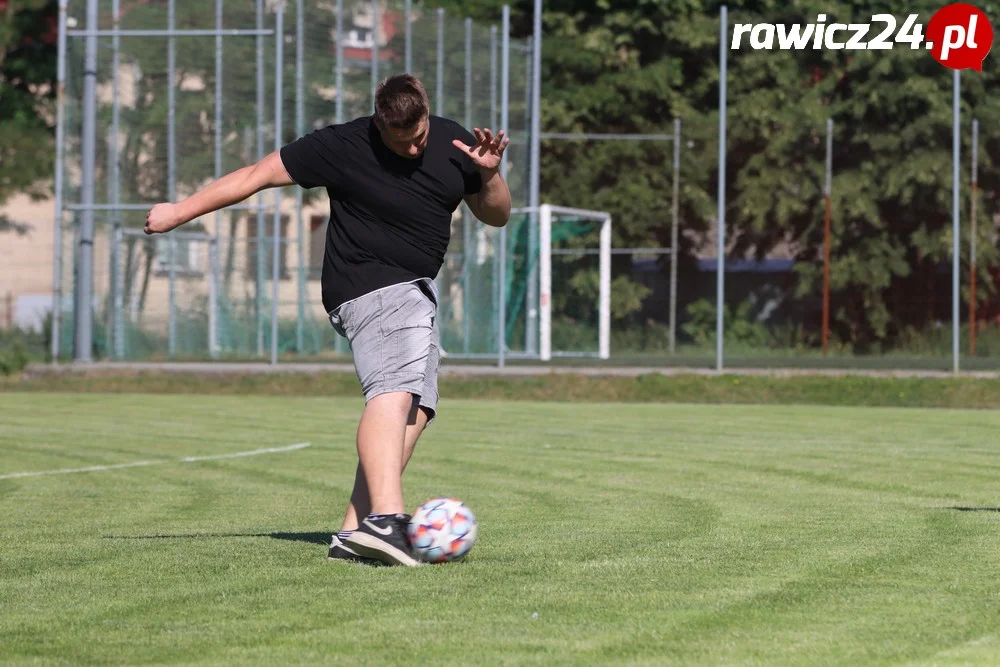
145, 74, 511, 566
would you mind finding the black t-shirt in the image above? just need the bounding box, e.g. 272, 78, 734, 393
279, 115, 483, 312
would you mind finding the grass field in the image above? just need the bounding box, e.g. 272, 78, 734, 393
3, 392, 1000, 665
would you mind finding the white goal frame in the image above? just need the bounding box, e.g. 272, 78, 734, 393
537, 204, 612, 362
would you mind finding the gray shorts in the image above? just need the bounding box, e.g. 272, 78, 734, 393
329, 279, 440, 420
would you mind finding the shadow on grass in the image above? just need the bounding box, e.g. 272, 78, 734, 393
946, 507, 1000, 512
102, 531, 466, 566
102, 531, 331, 545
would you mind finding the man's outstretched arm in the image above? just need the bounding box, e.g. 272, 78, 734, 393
467, 168, 512, 228
144, 151, 294, 235
455, 128, 512, 228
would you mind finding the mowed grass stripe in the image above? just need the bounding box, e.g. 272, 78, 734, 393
2, 393, 1000, 665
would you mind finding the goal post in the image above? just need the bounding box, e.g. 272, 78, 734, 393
537, 204, 612, 362
439, 204, 612, 363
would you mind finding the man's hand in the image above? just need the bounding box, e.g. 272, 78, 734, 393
144, 203, 184, 235
452, 128, 510, 174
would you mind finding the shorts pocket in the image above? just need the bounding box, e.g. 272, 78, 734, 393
379, 285, 436, 337
377, 286, 435, 384
386, 324, 433, 381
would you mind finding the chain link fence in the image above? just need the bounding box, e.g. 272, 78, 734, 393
54, 3, 999, 371
55, 0, 533, 362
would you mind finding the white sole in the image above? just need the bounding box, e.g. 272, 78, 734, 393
346, 532, 422, 567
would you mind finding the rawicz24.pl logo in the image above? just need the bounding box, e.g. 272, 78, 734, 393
730, 3, 993, 71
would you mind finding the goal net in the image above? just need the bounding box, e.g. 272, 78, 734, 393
435, 204, 611, 362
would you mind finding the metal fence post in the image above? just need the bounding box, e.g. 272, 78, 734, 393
296, 0, 306, 354
272, 2, 286, 366
970, 118, 979, 356
527, 0, 542, 355
105, 130, 116, 357
371, 0, 379, 110
716, 5, 727, 372
490, 25, 498, 130
669, 118, 680, 355
524, 36, 532, 145
256, 0, 266, 357
168, 0, 177, 358
109, 0, 123, 359
488, 23, 498, 352
209, 237, 219, 357
212, 0, 224, 358
404, 0, 412, 72
74, 0, 99, 362
336, 0, 344, 125
463, 16, 473, 353
952, 69, 961, 374
436, 8, 444, 115
52, 0, 69, 363
499, 5, 510, 368
113, 225, 125, 358
822, 118, 833, 355
524, 36, 536, 354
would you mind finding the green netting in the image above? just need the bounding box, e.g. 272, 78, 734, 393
504, 214, 593, 345
434, 211, 604, 359
549, 217, 605, 356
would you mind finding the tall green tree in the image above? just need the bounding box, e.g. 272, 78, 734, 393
722, 1, 1000, 348
0, 0, 58, 233
490, 0, 1000, 349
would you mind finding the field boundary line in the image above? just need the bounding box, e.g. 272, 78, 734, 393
180, 442, 311, 462
0, 460, 162, 480
0, 443, 312, 481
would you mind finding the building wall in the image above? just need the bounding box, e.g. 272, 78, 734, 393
0, 194, 55, 330
0, 190, 337, 334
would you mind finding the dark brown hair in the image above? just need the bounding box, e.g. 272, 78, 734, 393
374, 74, 430, 129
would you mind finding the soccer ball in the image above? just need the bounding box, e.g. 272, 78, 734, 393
408, 498, 478, 564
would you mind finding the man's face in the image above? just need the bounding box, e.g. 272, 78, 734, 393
377, 116, 430, 159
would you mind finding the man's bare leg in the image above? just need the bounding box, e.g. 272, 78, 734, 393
340, 398, 431, 531
352, 392, 411, 516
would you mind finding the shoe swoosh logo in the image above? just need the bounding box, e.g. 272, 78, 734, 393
367, 522, 393, 536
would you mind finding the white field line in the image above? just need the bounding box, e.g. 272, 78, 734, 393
180, 442, 311, 462
0, 443, 311, 481
0, 460, 162, 480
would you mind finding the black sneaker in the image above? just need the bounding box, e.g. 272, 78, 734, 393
328, 535, 377, 564
345, 514, 422, 567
